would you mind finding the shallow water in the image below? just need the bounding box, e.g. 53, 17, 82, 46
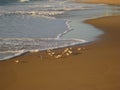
0, 0, 120, 60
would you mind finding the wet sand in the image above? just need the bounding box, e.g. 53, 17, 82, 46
0, 15, 120, 90
75, 0, 120, 5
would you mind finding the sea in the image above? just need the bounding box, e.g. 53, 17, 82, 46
0, 0, 120, 60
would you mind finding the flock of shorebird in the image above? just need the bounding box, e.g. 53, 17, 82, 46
46, 47, 82, 59
14, 47, 83, 63
47, 47, 72, 59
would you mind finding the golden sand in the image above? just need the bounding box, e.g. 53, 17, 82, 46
75, 0, 120, 5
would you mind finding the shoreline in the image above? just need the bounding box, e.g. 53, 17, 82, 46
74, 0, 120, 6
0, 15, 120, 90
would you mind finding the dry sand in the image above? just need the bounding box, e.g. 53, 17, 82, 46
75, 0, 120, 5
0, 15, 120, 90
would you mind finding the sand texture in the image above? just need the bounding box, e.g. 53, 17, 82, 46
75, 0, 120, 5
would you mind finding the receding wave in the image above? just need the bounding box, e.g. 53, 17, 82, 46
56, 20, 73, 39
0, 38, 87, 60
0, 1, 97, 61
0, 0, 90, 19
1, 0, 118, 61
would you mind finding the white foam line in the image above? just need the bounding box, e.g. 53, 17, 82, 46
0, 10, 65, 20
56, 20, 73, 39
0, 38, 88, 61
72, 39, 87, 43
0, 50, 28, 54
1, 11, 64, 16
0, 51, 29, 61
29, 49, 40, 53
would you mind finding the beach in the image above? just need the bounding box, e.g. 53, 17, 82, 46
0, 0, 120, 90
0, 14, 120, 90
75, 0, 120, 5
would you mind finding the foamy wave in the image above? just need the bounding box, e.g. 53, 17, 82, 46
0, 1, 91, 18
0, 0, 95, 61
0, 50, 25, 54
56, 20, 73, 39
19, 0, 29, 3
0, 50, 29, 61
0, 10, 64, 19
0, 38, 87, 61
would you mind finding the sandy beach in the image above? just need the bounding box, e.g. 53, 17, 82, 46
0, 1, 120, 89
0, 15, 120, 90
75, 0, 120, 5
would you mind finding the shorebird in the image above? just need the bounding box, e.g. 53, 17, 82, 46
63, 48, 69, 54
51, 52, 55, 55
68, 50, 72, 54
47, 49, 51, 52
66, 53, 70, 56
77, 48, 81, 51
55, 55, 62, 59
15, 60, 19, 63
48, 53, 53, 56
69, 47, 72, 50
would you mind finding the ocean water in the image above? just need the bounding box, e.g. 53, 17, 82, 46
0, 0, 120, 60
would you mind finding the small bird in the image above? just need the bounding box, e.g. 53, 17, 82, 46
77, 48, 81, 51
48, 53, 53, 56
47, 49, 51, 52
51, 52, 55, 55
55, 55, 62, 58
68, 50, 72, 54
66, 53, 70, 56
15, 60, 19, 63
